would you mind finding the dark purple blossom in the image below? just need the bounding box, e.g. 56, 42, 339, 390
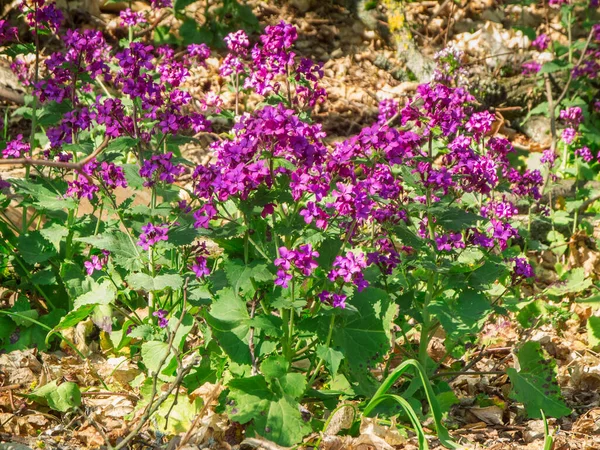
328, 252, 368, 292
191, 256, 210, 278
137, 223, 169, 250
0, 20, 17, 44
139, 152, 185, 186
153, 309, 169, 328
576, 146, 593, 162
513, 257, 534, 280
318, 291, 347, 309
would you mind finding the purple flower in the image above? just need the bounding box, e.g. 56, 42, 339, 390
66, 176, 99, 200
559, 106, 583, 128
299, 202, 328, 229
435, 232, 465, 252
318, 290, 347, 309
99, 162, 127, 188
274, 244, 319, 288
522, 61, 541, 76
513, 257, 534, 279
576, 146, 593, 162
24, 1, 63, 33
153, 309, 169, 328
224, 30, 250, 55
465, 111, 495, 136
2, 135, 29, 159
378, 98, 400, 124
562, 127, 577, 145
84, 255, 106, 275
191, 256, 210, 278
531, 34, 550, 51
328, 252, 368, 292
119, 8, 146, 27
549, 0, 569, 6
137, 223, 169, 250
139, 152, 185, 186
541, 149, 558, 166
0, 20, 17, 45
188, 43, 211, 62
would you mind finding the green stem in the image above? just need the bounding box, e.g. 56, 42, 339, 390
306, 313, 336, 389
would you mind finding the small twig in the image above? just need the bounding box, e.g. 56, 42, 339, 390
78, 406, 113, 447
431, 370, 505, 379
177, 382, 222, 449
80, 390, 139, 400
134, 11, 170, 38
0, 383, 25, 392
555, 26, 595, 107
0, 136, 110, 171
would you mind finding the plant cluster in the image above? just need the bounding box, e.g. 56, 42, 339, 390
1, 0, 595, 447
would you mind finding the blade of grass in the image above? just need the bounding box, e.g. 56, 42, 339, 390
362, 359, 460, 449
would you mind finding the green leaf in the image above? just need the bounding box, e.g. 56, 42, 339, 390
12, 179, 75, 211
544, 268, 591, 296
40, 223, 69, 252
436, 208, 484, 231
141, 341, 175, 375
77, 232, 142, 271
226, 359, 310, 447
316, 345, 344, 376
223, 259, 273, 296
539, 60, 571, 75
507, 342, 571, 419
17, 231, 57, 265
332, 288, 396, 395
127, 324, 155, 340
105, 136, 139, 154
587, 316, 600, 350
205, 288, 251, 364
73, 281, 117, 309
126, 273, 184, 292
429, 290, 492, 342
29, 381, 81, 412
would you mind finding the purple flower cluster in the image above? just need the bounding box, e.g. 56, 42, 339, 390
0, 19, 17, 44
522, 61, 541, 76
532, 34, 550, 51
153, 309, 169, 328
119, 8, 146, 27
575, 146, 594, 162
328, 252, 368, 292
274, 245, 319, 288
137, 223, 169, 250
140, 152, 185, 186
318, 291, 347, 309
2, 135, 29, 159
22, 0, 63, 33
512, 257, 534, 280
377, 98, 400, 124
559, 106, 583, 128
84, 251, 109, 275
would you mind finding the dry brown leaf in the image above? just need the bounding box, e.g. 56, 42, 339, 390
468, 406, 504, 425
96, 356, 141, 388
354, 417, 407, 449
0, 350, 42, 386
323, 404, 355, 436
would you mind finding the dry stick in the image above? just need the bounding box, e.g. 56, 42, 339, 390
79, 406, 114, 448
555, 27, 596, 107
0, 136, 110, 171
80, 391, 139, 400
177, 382, 223, 449
109, 278, 195, 450
134, 11, 170, 38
